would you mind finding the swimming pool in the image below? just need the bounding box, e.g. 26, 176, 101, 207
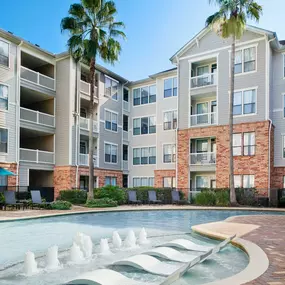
0, 210, 280, 285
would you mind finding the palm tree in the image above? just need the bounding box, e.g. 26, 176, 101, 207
61, 0, 126, 199
206, 0, 262, 205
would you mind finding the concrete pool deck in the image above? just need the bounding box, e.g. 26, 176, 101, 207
1, 205, 285, 284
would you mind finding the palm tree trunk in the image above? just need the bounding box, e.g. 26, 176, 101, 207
229, 35, 237, 205
88, 56, 95, 199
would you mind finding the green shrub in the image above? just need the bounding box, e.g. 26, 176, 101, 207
215, 190, 230, 206
195, 191, 216, 206
51, 200, 72, 210
236, 188, 257, 206
58, 190, 87, 204
94, 186, 126, 205
0, 193, 4, 204
85, 198, 118, 208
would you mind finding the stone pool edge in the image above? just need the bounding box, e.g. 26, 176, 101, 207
192, 219, 269, 285
1, 205, 285, 223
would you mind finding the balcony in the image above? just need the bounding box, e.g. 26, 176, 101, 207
21, 66, 55, 91
190, 152, 216, 165
80, 117, 98, 133
191, 73, 216, 89
20, 148, 55, 164
20, 107, 55, 128
123, 101, 130, 112
79, 153, 98, 167
190, 112, 216, 127
80, 80, 98, 96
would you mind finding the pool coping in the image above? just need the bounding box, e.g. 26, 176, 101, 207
192, 217, 269, 285
0, 205, 285, 223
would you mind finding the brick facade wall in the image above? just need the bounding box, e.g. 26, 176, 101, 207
154, 169, 176, 188
54, 166, 123, 198
0, 163, 17, 186
177, 121, 272, 197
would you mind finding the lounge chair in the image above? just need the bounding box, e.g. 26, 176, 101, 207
171, 190, 181, 204
4, 191, 23, 210
31, 190, 51, 209
127, 191, 142, 205
148, 190, 162, 204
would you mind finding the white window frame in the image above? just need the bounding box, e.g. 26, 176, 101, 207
0, 82, 9, 112
0, 39, 10, 69
133, 177, 154, 187
163, 109, 177, 131
132, 146, 156, 166
132, 115, 156, 136
132, 84, 156, 107
163, 144, 176, 164
104, 75, 119, 101
104, 142, 118, 164
243, 175, 255, 188
163, 77, 177, 98
163, 177, 176, 188
0, 127, 8, 155
233, 87, 258, 117
105, 176, 117, 186
230, 44, 258, 76
104, 109, 118, 133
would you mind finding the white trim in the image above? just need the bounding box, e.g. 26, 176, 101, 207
104, 74, 119, 83
282, 135, 285, 159
180, 37, 265, 61
0, 38, 10, 69
283, 93, 285, 119
0, 127, 9, 156
132, 115, 156, 137
132, 145, 156, 166
162, 143, 176, 164
104, 108, 118, 133
132, 84, 157, 107
188, 53, 220, 63
104, 141, 118, 165
162, 109, 177, 131
163, 77, 177, 99
283, 53, 285, 80
132, 176, 155, 187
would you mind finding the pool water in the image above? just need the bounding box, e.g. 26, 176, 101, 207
0, 210, 280, 285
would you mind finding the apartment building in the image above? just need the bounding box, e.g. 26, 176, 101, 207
1, 25, 285, 199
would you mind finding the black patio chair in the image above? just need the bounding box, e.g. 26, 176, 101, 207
148, 190, 162, 204
172, 190, 188, 205
4, 191, 23, 210
127, 191, 142, 205
31, 190, 52, 209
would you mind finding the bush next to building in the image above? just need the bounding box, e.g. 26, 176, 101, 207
85, 198, 118, 208
195, 191, 217, 206
58, 190, 87, 205
51, 200, 72, 210
94, 185, 127, 205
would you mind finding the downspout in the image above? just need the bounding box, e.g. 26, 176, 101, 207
267, 36, 276, 204
175, 55, 179, 193
16, 41, 23, 188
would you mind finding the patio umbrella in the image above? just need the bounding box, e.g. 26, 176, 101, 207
0, 168, 16, 176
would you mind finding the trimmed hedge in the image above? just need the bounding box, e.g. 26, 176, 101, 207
216, 191, 230, 207
94, 186, 126, 205
51, 200, 72, 210
85, 198, 118, 208
195, 191, 216, 206
58, 190, 87, 204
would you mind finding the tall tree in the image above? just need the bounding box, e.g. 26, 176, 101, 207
61, 0, 126, 199
206, 0, 262, 205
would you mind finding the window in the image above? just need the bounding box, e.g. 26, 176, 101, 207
104, 143, 118, 164
243, 132, 255, 156
163, 144, 176, 163
123, 145, 128, 161
164, 77, 177, 98
283, 176, 285, 188
133, 116, 156, 136
133, 147, 156, 165
233, 89, 256, 115
233, 132, 256, 156
0, 128, 7, 153
80, 108, 87, 118
80, 141, 87, 154
105, 76, 118, 100
233, 134, 242, 156
163, 177, 176, 188
234, 46, 256, 74
123, 88, 129, 102
243, 175, 255, 188
0, 40, 9, 67
123, 115, 128, 132
234, 175, 242, 188
105, 110, 118, 132
284, 95, 285, 117
163, 110, 177, 130
133, 85, 156, 106
105, 176, 117, 186
0, 84, 8, 111
133, 177, 154, 187
283, 135, 285, 158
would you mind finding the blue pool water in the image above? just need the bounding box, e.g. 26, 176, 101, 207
0, 210, 281, 285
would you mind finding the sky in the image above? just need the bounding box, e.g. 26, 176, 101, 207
0, 0, 284, 81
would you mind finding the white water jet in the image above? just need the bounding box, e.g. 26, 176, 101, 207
69, 242, 84, 263
23, 251, 38, 276
82, 235, 93, 258
112, 231, 122, 249
138, 228, 150, 245
100, 238, 111, 255
74, 232, 84, 248
124, 230, 137, 248
45, 246, 60, 270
